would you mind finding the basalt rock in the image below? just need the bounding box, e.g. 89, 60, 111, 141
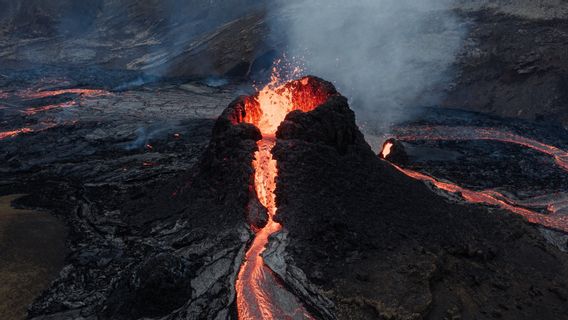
277, 95, 369, 155
104, 253, 195, 319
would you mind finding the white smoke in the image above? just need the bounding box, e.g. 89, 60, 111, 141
271, 0, 466, 128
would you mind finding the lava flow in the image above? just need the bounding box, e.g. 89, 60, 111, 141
0, 128, 33, 140
380, 139, 568, 233
395, 125, 568, 172
19, 88, 109, 100
0, 121, 74, 141
23, 101, 77, 115
235, 75, 334, 320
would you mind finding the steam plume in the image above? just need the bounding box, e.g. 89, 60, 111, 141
271, 0, 466, 128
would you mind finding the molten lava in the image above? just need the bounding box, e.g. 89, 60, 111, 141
235, 76, 335, 320
19, 88, 109, 100
24, 101, 77, 115
380, 131, 568, 233
395, 125, 568, 172
380, 141, 393, 158
0, 121, 74, 141
0, 128, 33, 140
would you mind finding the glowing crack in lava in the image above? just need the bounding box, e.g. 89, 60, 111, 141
0, 121, 74, 141
380, 134, 568, 233
19, 88, 109, 100
0, 128, 33, 140
235, 76, 334, 320
23, 101, 77, 115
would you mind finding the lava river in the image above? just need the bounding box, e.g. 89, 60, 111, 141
381, 126, 568, 233
235, 76, 333, 319
394, 125, 568, 172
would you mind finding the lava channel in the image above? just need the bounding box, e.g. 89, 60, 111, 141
0, 128, 33, 140
380, 136, 568, 233
24, 101, 77, 115
0, 121, 74, 140
18, 88, 109, 100
394, 125, 568, 172
235, 75, 334, 320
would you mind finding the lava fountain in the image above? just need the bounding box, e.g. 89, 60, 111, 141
235, 75, 335, 319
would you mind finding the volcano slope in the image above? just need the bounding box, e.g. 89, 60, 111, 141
272, 93, 568, 319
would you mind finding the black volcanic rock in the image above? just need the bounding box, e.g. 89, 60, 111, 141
273, 93, 568, 319
104, 253, 194, 319
18, 89, 263, 319
446, 8, 568, 126
277, 95, 366, 155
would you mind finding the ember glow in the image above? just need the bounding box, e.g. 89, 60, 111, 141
236, 75, 334, 319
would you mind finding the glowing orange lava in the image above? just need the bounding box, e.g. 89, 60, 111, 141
23, 101, 77, 115
0, 121, 74, 141
380, 142, 393, 158
380, 134, 568, 233
19, 88, 109, 100
0, 128, 33, 140
395, 125, 568, 172
235, 75, 334, 320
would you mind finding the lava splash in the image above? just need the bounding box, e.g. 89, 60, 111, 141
235, 76, 335, 319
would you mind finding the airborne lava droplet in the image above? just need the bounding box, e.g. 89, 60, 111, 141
235, 75, 335, 319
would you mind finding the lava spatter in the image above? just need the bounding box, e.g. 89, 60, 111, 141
235, 75, 335, 319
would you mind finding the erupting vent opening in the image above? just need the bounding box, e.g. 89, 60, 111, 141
380, 141, 393, 159
235, 76, 336, 320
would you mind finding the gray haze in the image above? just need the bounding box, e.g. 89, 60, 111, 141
272, 0, 467, 127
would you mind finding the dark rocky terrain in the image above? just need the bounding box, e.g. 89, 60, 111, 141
1, 1, 568, 319
2, 0, 568, 126
445, 5, 568, 126
0, 75, 251, 319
